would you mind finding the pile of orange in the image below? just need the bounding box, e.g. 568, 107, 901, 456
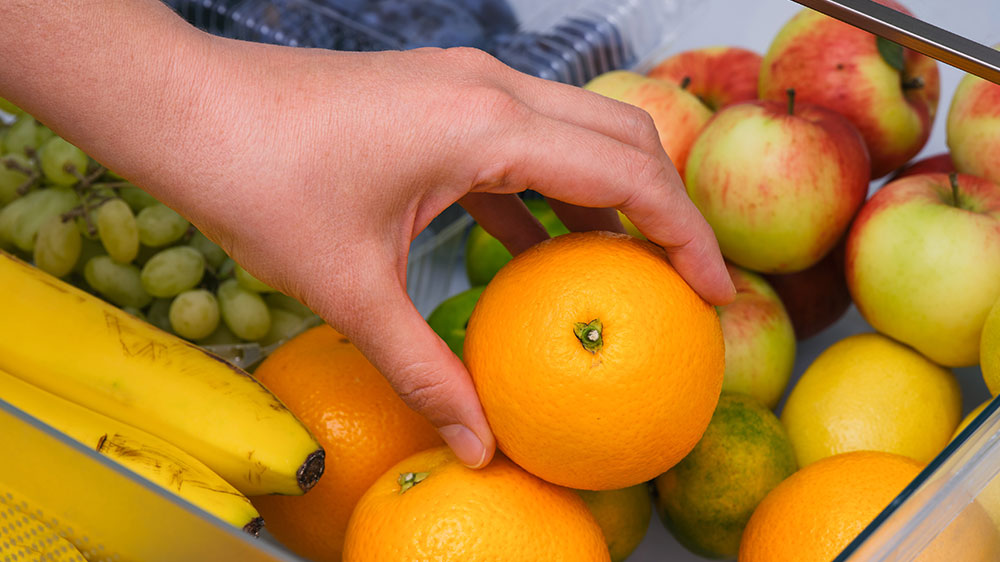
249, 325, 443, 562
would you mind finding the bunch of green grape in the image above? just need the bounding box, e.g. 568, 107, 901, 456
0, 98, 320, 350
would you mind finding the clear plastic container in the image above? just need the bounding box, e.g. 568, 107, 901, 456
4, 0, 998, 560
163, 0, 698, 86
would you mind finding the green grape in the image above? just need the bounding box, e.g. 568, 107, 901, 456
145, 298, 173, 333
216, 257, 236, 280
258, 307, 308, 347
118, 185, 159, 213
3, 115, 38, 156
168, 289, 220, 340
34, 125, 54, 147
0, 153, 35, 205
234, 263, 276, 293
136, 203, 189, 247
217, 278, 271, 341
0, 97, 23, 116
264, 292, 315, 318
38, 136, 88, 186
140, 246, 205, 298
187, 230, 228, 269
133, 242, 160, 266
121, 306, 145, 319
71, 236, 106, 275
95, 198, 139, 264
196, 322, 242, 346
33, 214, 81, 278
83, 255, 152, 309
0, 186, 79, 252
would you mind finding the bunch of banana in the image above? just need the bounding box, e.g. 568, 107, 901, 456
0, 367, 263, 534
0, 249, 325, 499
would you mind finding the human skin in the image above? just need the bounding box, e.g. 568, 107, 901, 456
0, 1, 734, 469
584, 70, 713, 179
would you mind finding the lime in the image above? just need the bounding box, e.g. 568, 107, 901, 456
464, 198, 568, 286
576, 484, 652, 562
654, 392, 797, 559
426, 286, 485, 359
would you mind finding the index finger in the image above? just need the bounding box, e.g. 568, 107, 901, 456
478, 113, 734, 306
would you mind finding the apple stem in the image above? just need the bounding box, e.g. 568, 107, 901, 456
950, 172, 961, 206
680, 76, 692, 90
902, 76, 925, 91
786, 89, 796, 115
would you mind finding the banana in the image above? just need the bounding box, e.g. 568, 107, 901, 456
0, 250, 324, 496
0, 484, 88, 562
0, 367, 264, 534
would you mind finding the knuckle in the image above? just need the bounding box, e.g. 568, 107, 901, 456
390, 361, 455, 414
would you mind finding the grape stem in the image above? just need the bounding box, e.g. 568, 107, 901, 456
2, 154, 41, 196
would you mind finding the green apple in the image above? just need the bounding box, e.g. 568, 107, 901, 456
717, 264, 796, 409
947, 44, 1000, 186
426, 285, 486, 360
584, 70, 713, 179
759, 0, 940, 179
846, 173, 1000, 367
464, 198, 567, 286
684, 92, 870, 273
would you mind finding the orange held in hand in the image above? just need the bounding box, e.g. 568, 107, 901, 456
342, 446, 611, 562
464, 231, 726, 491
249, 325, 443, 562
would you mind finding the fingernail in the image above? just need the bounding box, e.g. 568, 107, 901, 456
438, 424, 487, 469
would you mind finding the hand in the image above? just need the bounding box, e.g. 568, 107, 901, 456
0, 2, 735, 468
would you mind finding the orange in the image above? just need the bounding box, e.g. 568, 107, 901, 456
249, 324, 443, 562
342, 445, 610, 561
739, 450, 1000, 561
655, 392, 797, 559
464, 231, 725, 490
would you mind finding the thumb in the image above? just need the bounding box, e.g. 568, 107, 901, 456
331, 279, 496, 469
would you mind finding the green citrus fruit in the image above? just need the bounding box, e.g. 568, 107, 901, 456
654, 392, 797, 559
426, 286, 485, 359
576, 484, 652, 562
464, 198, 568, 286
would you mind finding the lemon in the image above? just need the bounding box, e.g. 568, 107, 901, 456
781, 332, 962, 467
981, 296, 1000, 395
576, 485, 652, 562
425, 285, 485, 359
654, 392, 797, 559
464, 198, 568, 286
952, 399, 1000, 531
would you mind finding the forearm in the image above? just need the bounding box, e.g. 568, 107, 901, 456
0, 2, 293, 224
0, 2, 207, 165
